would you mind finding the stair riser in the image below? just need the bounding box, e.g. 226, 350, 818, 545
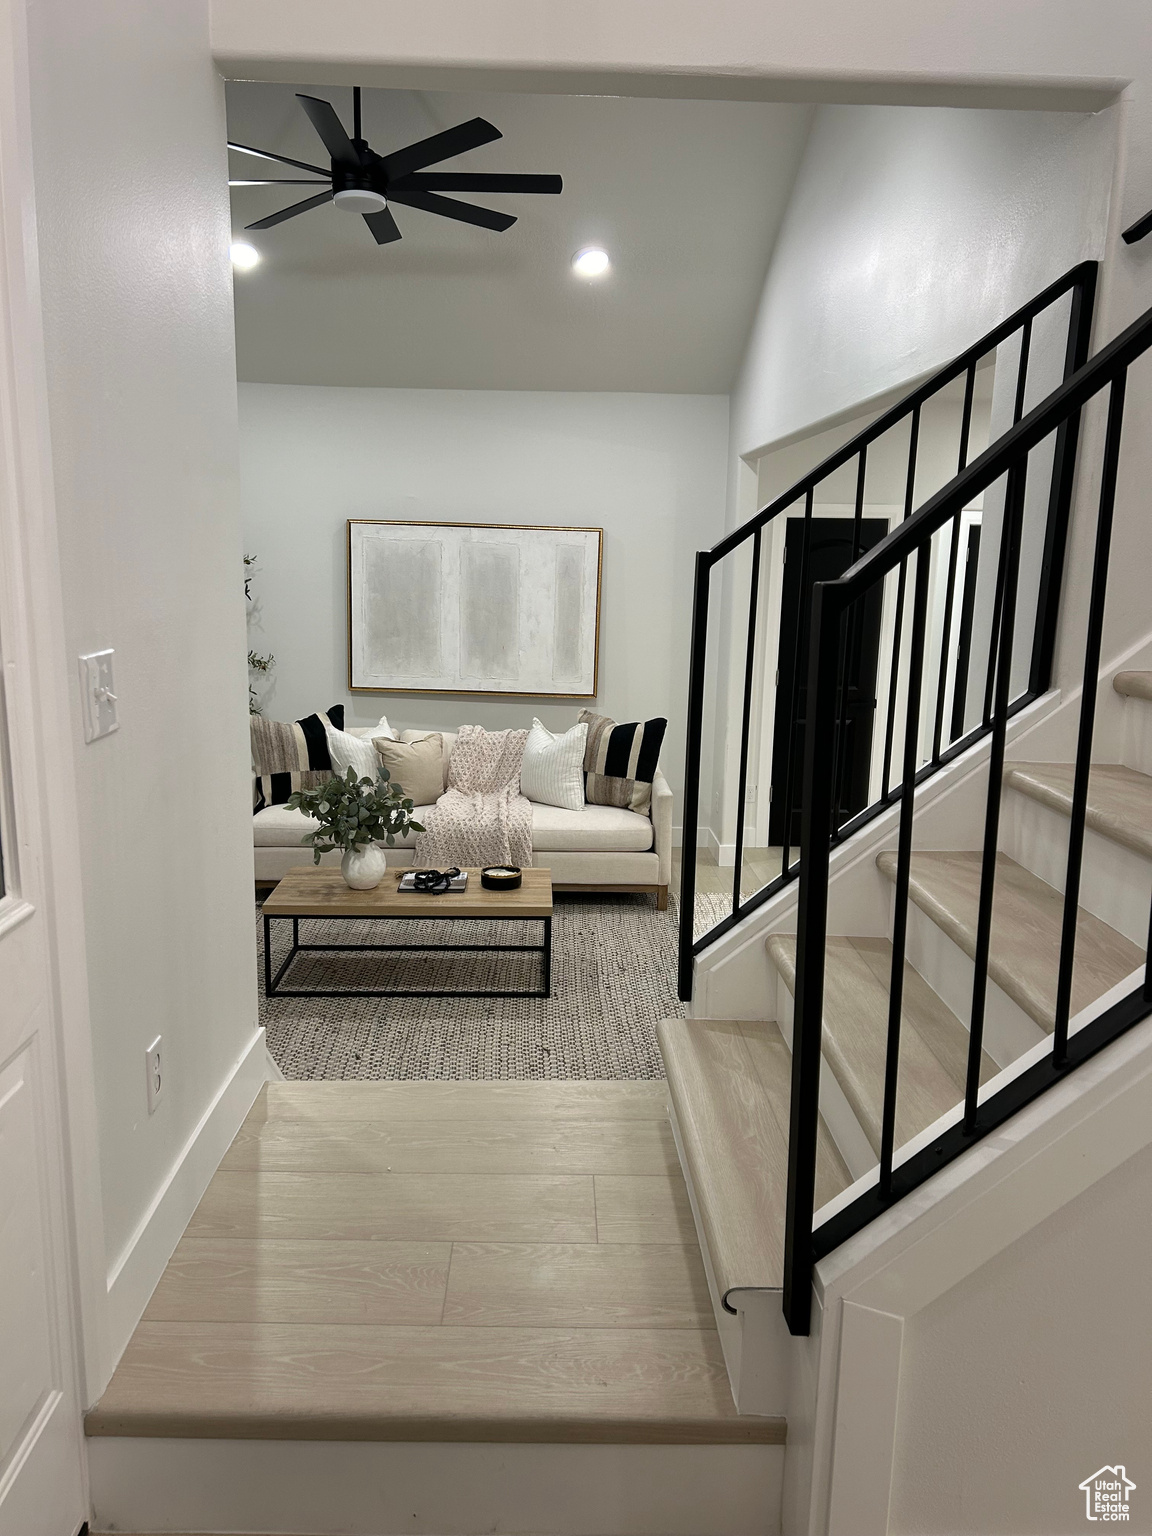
1001, 792, 1152, 947
901, 901, 1048, 1067
774, 979, 877, 1180
667, 1101, 790, 1417
1121, 696, 1152, 776
88, 1437, 784, 1536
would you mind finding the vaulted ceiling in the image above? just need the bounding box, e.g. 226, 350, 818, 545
226, 84, 814, 392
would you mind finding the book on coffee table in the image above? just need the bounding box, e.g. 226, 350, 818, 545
397, 870, 469, 892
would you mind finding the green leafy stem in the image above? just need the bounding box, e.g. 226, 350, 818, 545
285, 765, 425, 863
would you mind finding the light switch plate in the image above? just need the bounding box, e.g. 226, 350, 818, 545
79, 649, 119, 742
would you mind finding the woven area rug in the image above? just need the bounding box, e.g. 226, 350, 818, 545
258, 894, 687, 1081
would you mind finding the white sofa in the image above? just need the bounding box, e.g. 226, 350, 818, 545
254, 726, 673, 908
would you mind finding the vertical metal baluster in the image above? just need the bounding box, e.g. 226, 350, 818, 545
882, 408, 920, 799
981, 533, 1009, 727
1030, 266, 1098, 695
830, 450, 868, 833
732, 529, 763, 914
964, 459, 1028, 1129
982, 323, 1034, 729
879, 545, 931, 1193
931, 364, 977, 759
1052, 373, 1128, 1062
783, 579, 842, 1337
1013, 318, 1033, 422
677, 552, 712, 1001
780, 489, 815, 875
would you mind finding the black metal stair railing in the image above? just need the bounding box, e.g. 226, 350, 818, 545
783, 297, 1152, 1335
678, 261, 1097, 1000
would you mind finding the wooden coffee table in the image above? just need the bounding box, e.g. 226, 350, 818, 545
261, 866, 553, 1000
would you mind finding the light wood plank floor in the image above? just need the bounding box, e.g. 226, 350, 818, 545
672, 846, 785, 900
86, 1082, 784, 1446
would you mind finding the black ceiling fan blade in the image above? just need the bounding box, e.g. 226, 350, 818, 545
296, 94, 360, 168
363, 207, 402, 245
393, 172, 562, 195
245, 189, 334, 230
387, 187, 516, 232
228, 141, 328, 176
381, 118, 502, 181
229, 179, 332, 187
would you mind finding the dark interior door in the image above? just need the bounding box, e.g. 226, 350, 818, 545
768, 517, 888, 848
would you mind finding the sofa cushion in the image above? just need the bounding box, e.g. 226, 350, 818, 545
579, 709, 667, 815
251, 705, 344, 810
529, 801, 654, 852
253, 802, 433, 849
400, 729, 457, 792
521, 718, 587, 810
325, 724, 379, 780
374, 734, 444, 806
254, 799, 652, 854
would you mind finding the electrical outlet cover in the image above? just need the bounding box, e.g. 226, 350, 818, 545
145, 1035, 163, 1113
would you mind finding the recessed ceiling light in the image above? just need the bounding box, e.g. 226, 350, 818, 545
230, 241, 261, 271
572, 247, 610, 278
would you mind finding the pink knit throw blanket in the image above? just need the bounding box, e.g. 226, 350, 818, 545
412, 724, 532, 871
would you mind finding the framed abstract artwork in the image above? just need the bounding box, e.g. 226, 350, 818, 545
347, 520, 603, 697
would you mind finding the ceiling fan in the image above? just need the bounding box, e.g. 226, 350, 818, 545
228, 88, 563, 245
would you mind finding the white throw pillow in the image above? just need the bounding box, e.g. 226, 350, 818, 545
375, 713, 397, 741
520, 718, 587, 811
325, 725, 380, 781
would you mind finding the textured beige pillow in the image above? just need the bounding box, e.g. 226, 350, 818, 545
373, 733, 443, 805
400, 728, 456, 791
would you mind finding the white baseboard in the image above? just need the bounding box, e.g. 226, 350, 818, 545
101, 1027, 268, 1391
87, 1436, 785, 1536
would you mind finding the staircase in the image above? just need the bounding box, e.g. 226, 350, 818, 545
665, 263, 1152, 1446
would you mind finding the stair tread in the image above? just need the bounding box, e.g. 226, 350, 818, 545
1004, 761, 1152, 858
1114, 670, 1152, 702
657, 1018, 850, 1298
87, 1081, 783, 1448
876, 850, 1144, 1030
85, 1320, 780, 1444
766, 934, 995, 1157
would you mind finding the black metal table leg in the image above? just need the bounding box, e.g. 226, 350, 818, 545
260, 908, 557, 999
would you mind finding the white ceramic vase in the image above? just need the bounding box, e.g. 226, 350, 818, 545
340, 843, 387, 890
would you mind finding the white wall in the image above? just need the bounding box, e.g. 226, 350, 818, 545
732, 104, 1116, 462
238, 384, 729, 807
889, 1136, 1152, 1534
27, 0, 262, 1380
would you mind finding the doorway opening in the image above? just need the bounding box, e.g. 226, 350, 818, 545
768, 516, 888, 847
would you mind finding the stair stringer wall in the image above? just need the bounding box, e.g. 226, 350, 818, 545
692, 623, 1152, 1022
783, 1011, 1152, 1536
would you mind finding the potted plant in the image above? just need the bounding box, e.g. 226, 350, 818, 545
286, 765, 424, 890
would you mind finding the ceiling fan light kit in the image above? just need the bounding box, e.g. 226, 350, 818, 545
229, 87, 562, 247
333, 188, 388, 214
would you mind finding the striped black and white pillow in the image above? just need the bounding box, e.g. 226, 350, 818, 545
251, 706, 345, 811
579, 710, 666, 814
